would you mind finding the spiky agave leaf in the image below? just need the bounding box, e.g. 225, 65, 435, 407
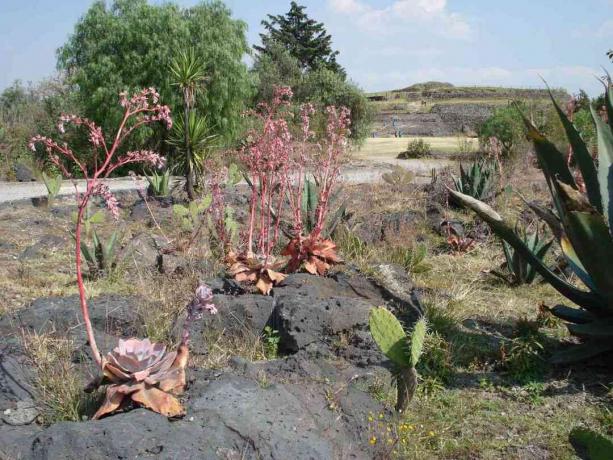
448, 188, 602, 311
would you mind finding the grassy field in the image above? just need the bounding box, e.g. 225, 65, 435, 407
353, 136, 479, 161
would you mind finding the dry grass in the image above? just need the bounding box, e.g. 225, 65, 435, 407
21, 331, 100, 424
191, 327, 268, 370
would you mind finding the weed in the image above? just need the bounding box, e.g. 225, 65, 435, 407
383, 243, 431, 274
500, 334, 545, 382
262, 325, 281, 359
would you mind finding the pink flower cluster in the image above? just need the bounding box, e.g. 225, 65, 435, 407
57, 114, 106, 147
93, 183, 120, 220
118, 150, 166, 170
120, 87, 172, 130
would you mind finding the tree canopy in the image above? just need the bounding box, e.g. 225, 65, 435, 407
57, 0, 252, 145
255, 2, 344, 76
252, 44, 371, 143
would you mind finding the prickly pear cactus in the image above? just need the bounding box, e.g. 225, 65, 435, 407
409, 317, 427, 368
369, 306, 410, 368
395, 367, 418, 412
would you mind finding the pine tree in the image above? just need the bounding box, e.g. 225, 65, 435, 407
255, 2, 344, 77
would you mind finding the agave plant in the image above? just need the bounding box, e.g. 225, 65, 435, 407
146, 168, 171, 198
299, 177, 347, 237
369, 307, 427, 412
449, 77, 613, 363
80, 229, 122, 278
491, 222, 553, 286
451, 158, 497, 202
382, 165, 415, 192
41, 171, 62, 205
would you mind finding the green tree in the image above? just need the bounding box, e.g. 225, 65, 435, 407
0, 77, 81, 179
57, 0, 252, 148
296, 68, 372, 143
252, 42, 303, 104
255, 2, 344, 76
478, 105, 525, 157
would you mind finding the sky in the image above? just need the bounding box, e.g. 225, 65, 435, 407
1, 0, 612, 95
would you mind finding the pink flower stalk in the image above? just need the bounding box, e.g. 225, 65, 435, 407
182, 284, 217, 346
206, 163, 229, 247
240, 86, 293, 263
29, 88, 172, 368
310, 105, 351, 240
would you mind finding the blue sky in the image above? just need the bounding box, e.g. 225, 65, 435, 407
1, 0, 612, 95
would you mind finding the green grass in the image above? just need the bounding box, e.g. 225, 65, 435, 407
353, 137, 478, 160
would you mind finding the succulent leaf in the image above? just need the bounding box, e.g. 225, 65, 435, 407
409, 317, 427, 368
569, 427, 613, 460
369, 306, 410, 368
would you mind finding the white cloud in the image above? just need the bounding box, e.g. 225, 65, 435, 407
328, 0, 472, 39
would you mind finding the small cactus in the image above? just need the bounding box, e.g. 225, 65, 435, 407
369, 306, 428, 412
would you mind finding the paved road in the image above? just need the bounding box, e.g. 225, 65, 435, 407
0, 158, 453, 204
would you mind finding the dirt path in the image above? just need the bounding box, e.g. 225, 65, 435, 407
0, 158, 454, 204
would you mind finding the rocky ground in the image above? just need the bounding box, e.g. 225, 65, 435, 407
0, 263, 421, 459
0, 174, 611, 459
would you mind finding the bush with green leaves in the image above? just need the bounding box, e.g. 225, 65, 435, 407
491, 222, 553, 286
478, 105, 525, 158
369, 307, 427, 411
58, 0, 251, 150
398, 138, 431, 159
451, 158, 497, 201
450, 77, 613, 363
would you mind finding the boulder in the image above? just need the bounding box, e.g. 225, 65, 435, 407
176, 294, 274, 356
14, 163, 35, 182
0, 295, 141, 340
19, 234, 66, 260
1, 362, 386, 459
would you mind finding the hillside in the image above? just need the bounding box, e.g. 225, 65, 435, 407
367, 82, 569, 137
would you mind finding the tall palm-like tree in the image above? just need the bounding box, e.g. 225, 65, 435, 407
169, 48, 206, 200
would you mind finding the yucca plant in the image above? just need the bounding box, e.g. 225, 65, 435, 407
41, 171, 62, 206
166, 112, 217, 180
492, 222, 553, 286
369, 307, 427, 412
449, 76, 613, 363
169, 48, 208, 200
451, 158, 497, 202
146, 168, 171, 198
